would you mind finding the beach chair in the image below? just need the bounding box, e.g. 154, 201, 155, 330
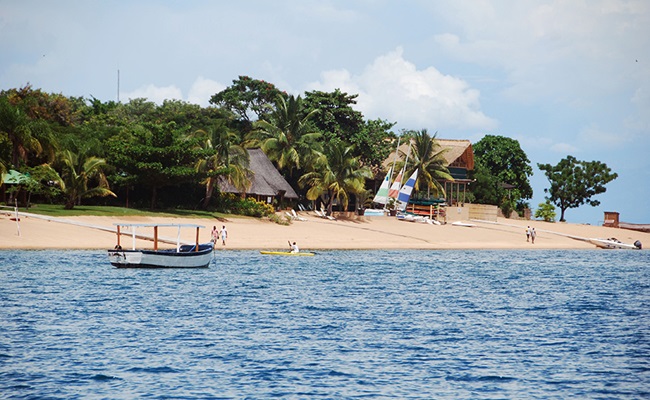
320, 207, 336, 221
291, 209, 307, 221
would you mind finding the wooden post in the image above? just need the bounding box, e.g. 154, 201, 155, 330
153, 226, 158, 251
117, 225, 121, 247
195, 227, 200, 251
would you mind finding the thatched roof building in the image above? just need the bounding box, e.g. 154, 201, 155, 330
218, 148, 298, 201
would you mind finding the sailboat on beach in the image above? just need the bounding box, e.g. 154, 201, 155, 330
371, 167, 392, 205
396, 169, 418, 211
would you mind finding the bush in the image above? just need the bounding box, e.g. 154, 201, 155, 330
215, 193, 274, 217
535, 201, 556, 222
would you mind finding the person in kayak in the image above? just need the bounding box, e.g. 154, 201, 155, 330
288, 240, 299, 253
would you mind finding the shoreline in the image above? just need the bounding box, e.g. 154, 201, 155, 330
2, 211, 648, 251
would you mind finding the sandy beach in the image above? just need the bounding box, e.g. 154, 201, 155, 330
1, 210, 648, 251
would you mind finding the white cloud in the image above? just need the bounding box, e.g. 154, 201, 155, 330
120, 77, 226, 106
187, 77, 226, 107
306, 47, 497, 132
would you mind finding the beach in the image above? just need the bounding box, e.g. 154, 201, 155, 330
2, 211, 648, 251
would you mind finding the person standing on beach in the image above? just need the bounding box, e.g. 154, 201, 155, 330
526, 226, 531, 242
211, 226, 218, 244
531, 227, 536, 244
219, 225, 228, 246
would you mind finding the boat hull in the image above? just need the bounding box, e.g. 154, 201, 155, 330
260, 251, 315, 256
588, 239, 640, 250
108, 244, 214, 268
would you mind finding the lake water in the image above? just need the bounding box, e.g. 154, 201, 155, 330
1, 249, 648, 399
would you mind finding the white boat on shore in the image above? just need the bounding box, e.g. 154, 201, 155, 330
588, 237, 642, 250
107, 223, 214, 268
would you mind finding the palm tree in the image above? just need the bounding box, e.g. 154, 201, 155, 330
56, 149, 116, 209
299, 142, 372, 216
402, 129, 453, 199
246, 94, 322, 177
192, 121, 250, 208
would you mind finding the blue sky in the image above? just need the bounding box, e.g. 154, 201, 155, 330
2, 1, 649, 224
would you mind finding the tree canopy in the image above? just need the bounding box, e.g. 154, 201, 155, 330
471, 135, 533, 214
538, 155, 618, 222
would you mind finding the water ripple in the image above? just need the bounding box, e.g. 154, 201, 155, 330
1, 249, 648, 398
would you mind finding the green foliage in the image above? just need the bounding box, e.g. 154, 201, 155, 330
535, 201, 557, 222
402, 129, 453, 198
538, 155, 617, 222
209, 76, 285, 129
298, 141, 372, 215
106, 122, 201, 209
55, 149, 116, 209
215, 193, 274, 217
354, 119, 397, 168
247, 94, 322, 177
302, 89, 364, 143
471, 135, 533, 207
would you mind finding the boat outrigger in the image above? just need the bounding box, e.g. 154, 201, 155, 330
107, 223, 214, 268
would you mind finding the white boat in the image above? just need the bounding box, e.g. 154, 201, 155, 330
588, 238, 642, 250
107, 223, 214, 268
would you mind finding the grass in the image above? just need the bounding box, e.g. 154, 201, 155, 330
20, 203, 225, 219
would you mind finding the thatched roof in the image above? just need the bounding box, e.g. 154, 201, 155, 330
382, 138, 474, 171
218, 148, 298, 199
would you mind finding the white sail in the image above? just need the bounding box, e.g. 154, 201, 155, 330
372, 167, 392, 205
396, 169, 418, 211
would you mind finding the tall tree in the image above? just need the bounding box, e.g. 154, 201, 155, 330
192, 120, 250, 208
209, 76, 285, 132
538, 155, 618, 222
299, 142, 372, 215
471, 135, 533, 210
55, 149, 115, 209
246, 94, 322, 177
302, 89, 365, 144
402, 129, 453, 198
106, 122, 200, 209
0, 96, 57, 167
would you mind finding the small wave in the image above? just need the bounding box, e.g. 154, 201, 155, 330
126, 366, 181, 374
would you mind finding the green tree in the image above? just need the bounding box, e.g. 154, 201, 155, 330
55, 149, 115, 209
353, 118, 397, 169
471, 135, 533, 210
538, 155, 618, 222
210, 76, 284, 132
535, 200, 557, 222
192, 120, 250, 208
402, 129, 453, 198
246, 94, 322, 177
107, 122, 201, 209
0, 96, 57, 167
302, 89, 364, 143
299, 142, 372, 215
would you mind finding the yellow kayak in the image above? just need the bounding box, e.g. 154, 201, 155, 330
260, 251, 315, 256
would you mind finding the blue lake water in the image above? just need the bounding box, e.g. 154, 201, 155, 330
1, 249, 648, 399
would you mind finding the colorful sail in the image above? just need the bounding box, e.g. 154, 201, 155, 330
372, 167, 392, 205
388, 171, 403, 199
396, 169, 418, 211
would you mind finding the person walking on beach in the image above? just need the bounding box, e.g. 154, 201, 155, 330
530, 227, 536, 244
211, 226, 218, 244
526, 226, 531, 242
219, 225, 228, 246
